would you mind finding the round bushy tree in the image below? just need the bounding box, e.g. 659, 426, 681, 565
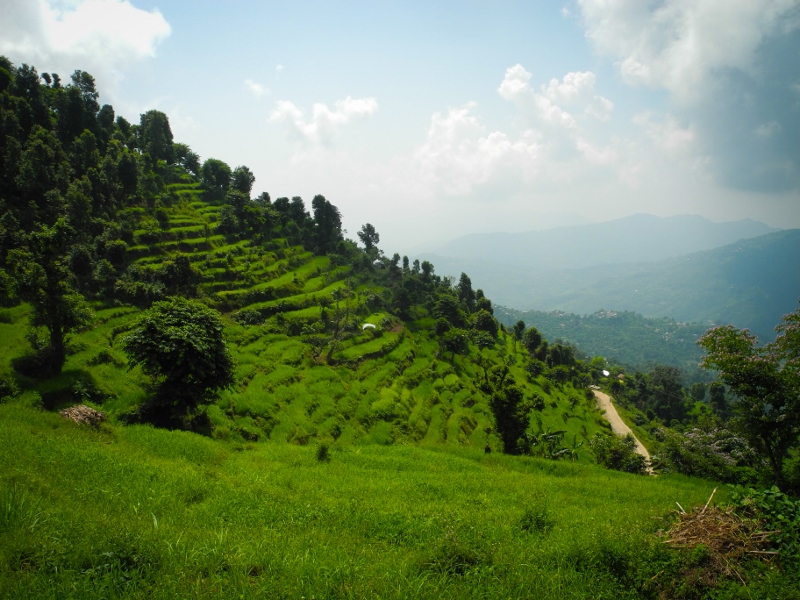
123, 297, 235, 423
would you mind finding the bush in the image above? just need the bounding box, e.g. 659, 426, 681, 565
652, 424, 763, 485
316, 443, 331, 463
730, 486, 800, 567
589, 433, 647, 474
0, 374, 19, 401
519, 505, 554, 534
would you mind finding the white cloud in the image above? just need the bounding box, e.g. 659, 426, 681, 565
244, 78, 269, 98
754, 121, 780, 138
634, 111, 696, 153
578, 0, 800, 101
413, 103, 544, 195
579, 0, 800, 193
270, 96, 378, 145
497, 64, 533, 102
498, 64, 613, 127
0, 0, 170, 85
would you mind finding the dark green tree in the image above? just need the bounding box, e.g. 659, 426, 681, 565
512, 320, 525, 347
475, 292, 493, 315
9, 219, 93, 373
311, 194, 342, 254
649, 365, 686, 423
174, 143, 200, 177
123, 297, 235, 424
434, 294, 467, 328
139, 110, 174, 164
441, 327, 469, 360
231, 165, 255, 195
491, 384, 531, 454
473, 309, 498, 337
457, 272, 476, 312
201, 158, 231, 199
522, 327, 543, 355
357, 223, 379, 251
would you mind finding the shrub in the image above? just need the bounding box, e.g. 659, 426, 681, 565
652, 424, 763, 485
316, 442, 331, 463
0, 374, 19, 401
519, 505, 554, 534
589, 433, 647, 474
730, 486, 800, 567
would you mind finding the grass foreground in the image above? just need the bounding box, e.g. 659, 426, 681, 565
2, 398, 796, 599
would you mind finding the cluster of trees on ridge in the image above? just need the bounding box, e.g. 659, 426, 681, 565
1, 58, 798, 493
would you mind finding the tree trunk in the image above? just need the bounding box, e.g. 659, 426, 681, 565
47, 324, 66, 375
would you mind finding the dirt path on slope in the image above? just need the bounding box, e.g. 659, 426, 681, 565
592, 389, 653, 474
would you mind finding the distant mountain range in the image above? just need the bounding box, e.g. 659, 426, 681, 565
417, 215, 799, 341
422, 214, 779, 271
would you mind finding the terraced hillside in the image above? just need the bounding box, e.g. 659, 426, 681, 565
0, 182, 610, 460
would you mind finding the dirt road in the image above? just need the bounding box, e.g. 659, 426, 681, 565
592, 389, 653, 472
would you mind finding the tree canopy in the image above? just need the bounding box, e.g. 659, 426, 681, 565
698, 305, 800, 485
357, 223, 379, 251
123, 297, 235, 424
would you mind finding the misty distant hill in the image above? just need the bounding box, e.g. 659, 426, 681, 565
423, 213, 779, 271
428, 229, 800, 342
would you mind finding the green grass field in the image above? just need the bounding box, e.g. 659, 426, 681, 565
1, 398, 752, 599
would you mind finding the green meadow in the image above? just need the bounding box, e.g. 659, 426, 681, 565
1, 399, 740, 600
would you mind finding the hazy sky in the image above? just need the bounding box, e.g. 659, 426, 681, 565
3, 0, 799, 254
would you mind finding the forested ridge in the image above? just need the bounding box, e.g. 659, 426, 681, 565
1, 59, 799, 599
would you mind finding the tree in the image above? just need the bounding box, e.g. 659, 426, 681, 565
491, 384, 531, 454
698, 307, 800, 485
174, 143, 200, 177
457, 273, 475, 313
201, 158, 231, 199
441, 327, 469, 360
522, 327, 542, 355
123, 297, 235, 425
434, 294, 467, 328
311, 194, 342, 254
472, 309, 498, 337
512, 320, 525, 347
231, 165, 255, 195
139, 110, 174, 164
9, 220, 93, 374
357, 223, 379, 251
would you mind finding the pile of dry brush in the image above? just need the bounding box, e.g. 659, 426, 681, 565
59, 404, 106, 427
659, 488, 778, 585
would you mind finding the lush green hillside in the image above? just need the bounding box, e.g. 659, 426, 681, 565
495, 308, 710, 382
0, 57, 609, 457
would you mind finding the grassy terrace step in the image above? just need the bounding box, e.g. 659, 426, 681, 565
335, 329, 404, 362
224, 280, 351, 317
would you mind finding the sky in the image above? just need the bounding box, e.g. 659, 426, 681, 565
2, 0, 799, 254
